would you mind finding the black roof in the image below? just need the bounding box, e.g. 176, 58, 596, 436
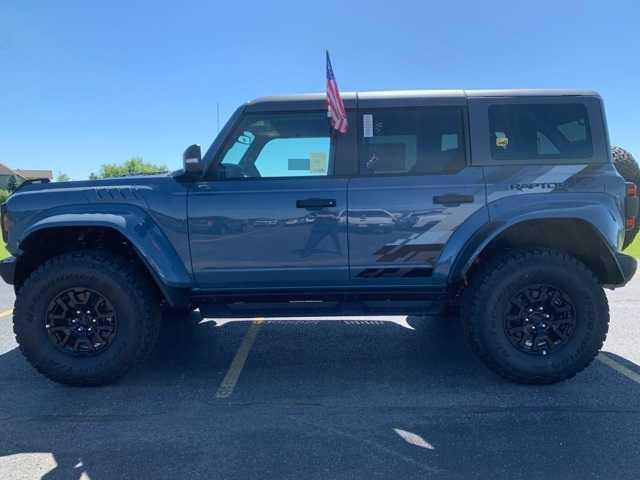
245, 89, 600, 112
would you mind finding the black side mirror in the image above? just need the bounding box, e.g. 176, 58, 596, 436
183, 144, 203, 175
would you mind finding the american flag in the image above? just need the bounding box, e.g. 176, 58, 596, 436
326, 51, 348, 133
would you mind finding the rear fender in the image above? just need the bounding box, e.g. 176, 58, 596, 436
444, 193, 626, 286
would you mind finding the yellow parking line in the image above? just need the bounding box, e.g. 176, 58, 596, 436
597, 352, 640, 384
215, 318, 264, 398
0, 309, 13, 319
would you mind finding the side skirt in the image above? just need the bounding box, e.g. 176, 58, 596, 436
193, 286, 449, 318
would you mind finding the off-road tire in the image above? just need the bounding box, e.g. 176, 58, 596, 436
612, 146, 640, 248
13, 250, 161, 386
462, 249, 609, 384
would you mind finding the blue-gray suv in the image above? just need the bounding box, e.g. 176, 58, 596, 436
1, 89, 637, 386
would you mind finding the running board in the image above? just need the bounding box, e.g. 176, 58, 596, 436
198, 299, 446, 318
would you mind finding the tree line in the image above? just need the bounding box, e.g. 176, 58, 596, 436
0, 157, 167, 203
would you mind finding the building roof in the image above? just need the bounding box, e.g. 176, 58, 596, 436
14, 169, 53, 180
0, 164, 15, 176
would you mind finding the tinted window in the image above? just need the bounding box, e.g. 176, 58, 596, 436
218, 112, 331, 179
359, 107, 466, 175
489, 103, 593, 161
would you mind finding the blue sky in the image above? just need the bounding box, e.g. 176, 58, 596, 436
2, 0, 639, 180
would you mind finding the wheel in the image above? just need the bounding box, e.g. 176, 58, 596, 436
611, 146, 640, 248
462, 249, 609, 384
13, 250, 161, 386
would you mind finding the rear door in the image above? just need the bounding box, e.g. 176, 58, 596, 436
348, 95, 487, 285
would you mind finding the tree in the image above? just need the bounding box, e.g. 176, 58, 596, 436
6, 176, 17, 193
89, 156, 168, 179
56, 173, 71, 182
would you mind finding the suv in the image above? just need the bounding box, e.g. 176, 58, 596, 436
1, 89, 637, 386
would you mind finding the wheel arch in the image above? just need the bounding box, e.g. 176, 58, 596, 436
15, 213, 191, 307
451, 217, 626, 287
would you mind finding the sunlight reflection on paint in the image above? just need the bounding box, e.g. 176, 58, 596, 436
394, 428, 435, 450
199, 314, 415, 330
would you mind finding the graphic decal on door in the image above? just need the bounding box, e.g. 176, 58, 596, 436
352, 192, 485, 278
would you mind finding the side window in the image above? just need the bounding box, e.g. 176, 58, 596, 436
217, 112, 332, 179
489, 103, 593, 161
358, 107, 466, 175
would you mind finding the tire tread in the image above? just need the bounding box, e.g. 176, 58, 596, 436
462, 248, 609, 384
13, 250, 160, 386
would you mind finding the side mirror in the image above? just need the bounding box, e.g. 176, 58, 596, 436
183, 144, 203, 175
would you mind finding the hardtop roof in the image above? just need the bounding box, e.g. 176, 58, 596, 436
246, 89, 600, 111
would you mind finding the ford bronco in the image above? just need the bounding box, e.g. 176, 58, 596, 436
1, 89, 637, 386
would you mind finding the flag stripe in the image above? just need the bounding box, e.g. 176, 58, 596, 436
326, 52, 348, 134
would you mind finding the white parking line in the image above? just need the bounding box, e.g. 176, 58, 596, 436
215, 319, 263, 398
597, 352, 640, 384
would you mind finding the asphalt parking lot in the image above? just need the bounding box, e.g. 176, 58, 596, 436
0, 280, 639, 480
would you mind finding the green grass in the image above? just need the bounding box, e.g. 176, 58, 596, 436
0, 230, 7, 260
624, 234, 640, 258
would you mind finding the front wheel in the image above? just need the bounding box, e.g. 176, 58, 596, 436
462, 249, 609, 384
13, 250, 161, 386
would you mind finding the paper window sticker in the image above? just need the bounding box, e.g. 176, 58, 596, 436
309, 152, 327, 172
495, 132, 509, 149
363, 114, 373, 138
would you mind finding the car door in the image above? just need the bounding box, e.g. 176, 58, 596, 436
188, 109, 349, 290
348, 96, 487, 285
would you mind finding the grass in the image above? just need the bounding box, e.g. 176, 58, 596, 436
624, 234, 640, 258
0, 231, 7, 260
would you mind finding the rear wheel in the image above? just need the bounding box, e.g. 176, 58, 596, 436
462, 249, 609, 384
13, 250, 161, 386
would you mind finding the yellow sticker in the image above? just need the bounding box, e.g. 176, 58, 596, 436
309, 152, 327, 172
496, 136, 509, 148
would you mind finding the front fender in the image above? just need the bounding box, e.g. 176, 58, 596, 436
443, 193, 626, 285
17, 204, 192, 289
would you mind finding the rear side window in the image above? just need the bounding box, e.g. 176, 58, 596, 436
489, 103, 593, 161
359, 107, 466, 175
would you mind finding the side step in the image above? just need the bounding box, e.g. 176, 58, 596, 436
198, 299, 446, 318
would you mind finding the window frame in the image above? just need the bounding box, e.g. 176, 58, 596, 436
206, 109, 353, 182
355, 105, 471, 178
468, 96, 608, 166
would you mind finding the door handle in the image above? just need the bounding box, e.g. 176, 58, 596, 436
433, 194, 474, 206
296, 198, 337, 209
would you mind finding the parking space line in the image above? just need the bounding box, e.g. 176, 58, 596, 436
215, 319, 264, 398
597, 352, 640, 384
0, 309, 13, 319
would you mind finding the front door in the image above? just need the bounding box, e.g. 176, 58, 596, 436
188, 110, 349, 290
348, 103, 487, 285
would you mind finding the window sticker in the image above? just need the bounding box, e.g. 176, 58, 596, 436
495, 133, 509, 149
363, 114, 373, 138
309, 152, 327, 172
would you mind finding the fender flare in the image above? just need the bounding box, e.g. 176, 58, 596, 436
17, 206, 192, 306
444, 194, 626, 286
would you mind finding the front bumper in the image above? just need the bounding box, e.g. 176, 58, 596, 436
616, 252, 637, 285
0, 256, 16, 285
